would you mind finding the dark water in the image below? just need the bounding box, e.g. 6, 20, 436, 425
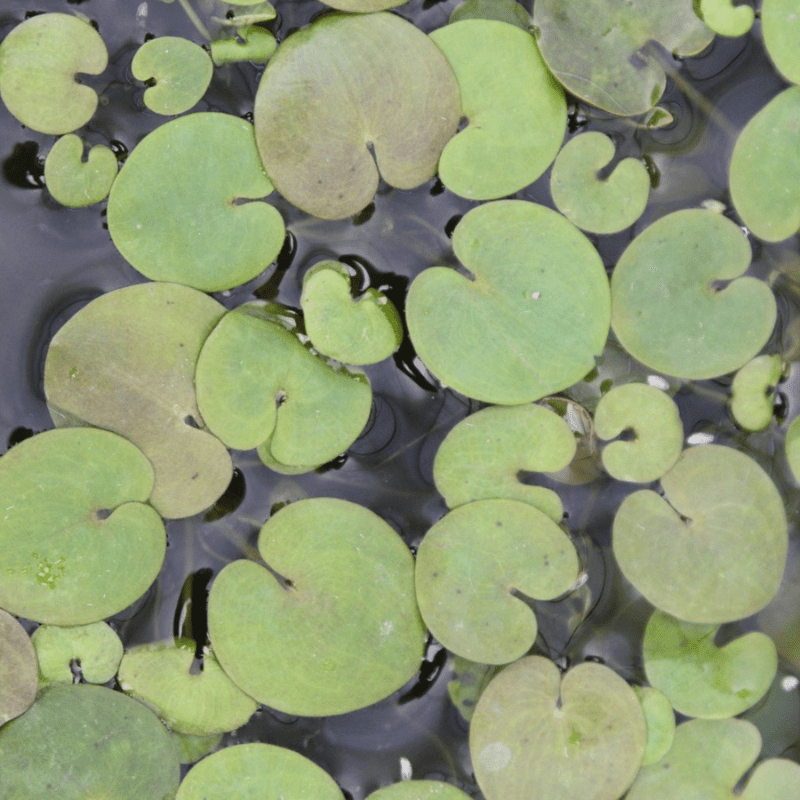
1, 0, 799, 796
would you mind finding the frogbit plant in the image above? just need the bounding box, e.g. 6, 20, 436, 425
0, 0, 799, 798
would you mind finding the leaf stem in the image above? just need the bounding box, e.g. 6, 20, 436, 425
176, 0, 211, 41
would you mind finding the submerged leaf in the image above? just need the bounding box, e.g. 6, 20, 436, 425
253, 12, 460, 219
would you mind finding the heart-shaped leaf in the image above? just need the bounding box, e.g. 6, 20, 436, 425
633, 686, 675, 766
470, 655, 646, 800
433, 403, 575, 521
253, 11, 460, 219
611, 208, 776, 378
532, 0, 713, 115
415, 499, 579, 664
550, 132, 650, 234
195, 303, 372, 470
430, 20, 566, 200
175, 742, 344, 800
698, 0, 754, 37
0, 683, 180, 799
44, 134, 118, 207
0, 12, 108, 134
107, 112, 285, 291
301, 261, 403, 365
208, 498, 426, 716
594, 382, 683, 483
407, 200, 610, 404
643, 609, 777, 719
0, 428, 165, 625
132, 36, 213, 115
0, 610, 37, 727
613, 444, 788, 623
32, 621, 123, 685
731, 354, 783, 432
44, 282, 233, 519
210, 25, 277, 65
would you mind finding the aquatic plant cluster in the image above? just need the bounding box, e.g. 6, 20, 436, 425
1, 0, 800, 797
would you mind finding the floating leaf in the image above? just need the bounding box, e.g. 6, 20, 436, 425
762, 0, 800, 83
613, 444, 788, 623
450, 0, 529, 27
366, 781, 472, 800
415, 499, 579, 664
321, 0, 407, 9
430, 20, 566, 200
433, 403, 575, 521
118, 640, 257, 735
0, 428, 165, 625
643, 609, 777, 719
594, 382, 683, 482
626, 718, 800, 799
447, 656, 503, 723
44, 282, 232, 520
698, 0, 754, 37
253, 12, 460, 219
132, 36, 212, 115
173, 731, 223, 764
210, 26, 277, 65
611, 208, 776, 379
196, 304, 372, 470
730, 86, 800, 242
470, 656, 646, 800
208, 498, 426, 716
175, 743, 343, 799
0, 13, 108, 134
0, 610, 37, 727
785, 414, 800, 482
549, 132, 650, 234
407, 200, 610, 404
532, 0, 713, 115
108, 112, 285, 291
32, 621, 123, 685
731, 354, 783, 432
633, 685, 675, 766
0, 683, 180, 798
43, 134, 117, 207
301, 261, 403, 365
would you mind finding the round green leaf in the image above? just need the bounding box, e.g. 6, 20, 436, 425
0, 428, 165, 625
132, 36, 213, 115
44, 134, 117, 207
118, 640, 257, 735
632, 686, 675, 766
415, 499, 579, 664
611, 208, 776, 379
627, 718, 800, 799
433, 403, 575, 522
450, 0, 530, 27
0, 683, 179, 798
613, 444, 788, 623
196, 304, 372, 470
785, 414, 800, 483
698, 0, 754, 37
0, 13, 108, 134
0, 610, 37, 727
594, 382, 683, 483
533, 0, 713, 115
731, 354, 783, 432
107, 112, 285, 291
210, 26, 277, 65
253, 12, 460, 219
44, 282, 232, 520
407, 200, 610, 405
366, 781, 472, 800
643, 609, 777, 719
301, 261, 403, 365
730, 86, 800, 243
32, 622, 123, 685
430, 20, 566, 200
175, 743, 343, 800
550, 132, 650, 234
762, 0, 800, 83
470, 656, 646, 800
208, 498, 426, 716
